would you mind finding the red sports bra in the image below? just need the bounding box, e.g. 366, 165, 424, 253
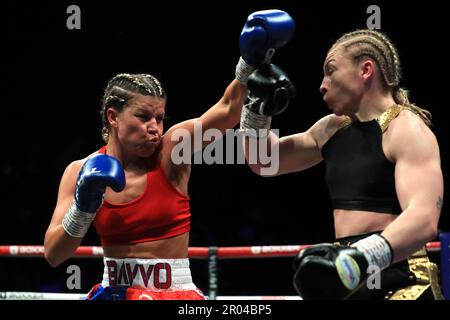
93, 146, 191, 246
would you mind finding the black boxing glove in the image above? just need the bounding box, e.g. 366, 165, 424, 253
293, 234, 393, 300
240, 63, 296, 138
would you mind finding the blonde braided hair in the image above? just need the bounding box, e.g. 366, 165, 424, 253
330, 29, 432, 125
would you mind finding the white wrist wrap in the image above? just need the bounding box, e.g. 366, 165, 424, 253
240, 101, 272, 138
353, 234, 393, 270
62, 201, 96, 238
235, 57, 255, 85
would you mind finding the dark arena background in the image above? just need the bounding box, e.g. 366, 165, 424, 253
3, 0, 449, 301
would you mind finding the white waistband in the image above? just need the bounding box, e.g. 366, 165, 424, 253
101, 257, 196, 291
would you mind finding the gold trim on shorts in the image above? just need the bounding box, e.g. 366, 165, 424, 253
387, 247, 444, 300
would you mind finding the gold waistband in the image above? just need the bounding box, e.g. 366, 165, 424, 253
388, 247, 444, 300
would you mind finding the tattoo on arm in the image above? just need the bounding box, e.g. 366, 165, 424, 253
436, 196, 443, 210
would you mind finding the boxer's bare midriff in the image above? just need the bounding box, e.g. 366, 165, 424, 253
102, 232, 189, 259
334, 209, 397, 238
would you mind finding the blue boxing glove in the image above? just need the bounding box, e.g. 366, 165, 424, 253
62, 154, 125, 238
293, 234, 393, 300
235, 9, 296, 84
74, 154, 125, 213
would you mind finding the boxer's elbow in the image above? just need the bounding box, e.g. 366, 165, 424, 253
44, 227, 75, 268
422, 208, 440, 242
247, 162, 279, 177
247, 162, 263, 175
44, 245, 64, 268
414, 209, 440, 244
425, 220, 438, 242
44, 230, 58, 267
45, 254, 61, 268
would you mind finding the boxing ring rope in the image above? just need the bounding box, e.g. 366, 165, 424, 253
0, 242, 442, 258
0, 241, 445, 300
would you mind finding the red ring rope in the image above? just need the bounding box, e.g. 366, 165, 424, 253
0, 242, 440, 259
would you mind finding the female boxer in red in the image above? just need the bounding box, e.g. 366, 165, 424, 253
44, 10, 296, 300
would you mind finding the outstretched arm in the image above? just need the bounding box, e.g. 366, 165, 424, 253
164, 10, 296, 154
245, 114, 344, 176
197, 80, 248, 135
